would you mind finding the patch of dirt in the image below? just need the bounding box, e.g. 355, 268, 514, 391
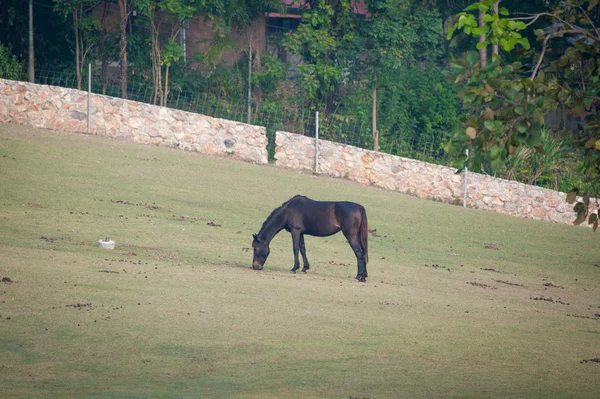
2, 154, 17, 161
21, 202, 47, 208
484, 243, 500, 250
543, 282, 564, 289
379, 301, 400, 306
481, 268, 502, 273
530, 296, 569, 305
241, 247, 251, 252
424, 264, 451, 271
99, 270, 120, 274
567, 314, 600, 321
495, 280, 525, 287
126, 244, 162, 252
466, 281, 497, 289
40, 235, 72, 243
110, 200, 162, 211
137, 213, 157, 219
325, 260, 351, 267
207, 221, 221, 227
170, 215, 213, 223
368, 229, 380, 237
104, 258, 145, 266
580, 358, 600, 364
66, 303, 93, 310
70, 211, 90, 216
1, 277, 13, 284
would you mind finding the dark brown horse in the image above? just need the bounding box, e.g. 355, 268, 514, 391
252, 195, 369, 281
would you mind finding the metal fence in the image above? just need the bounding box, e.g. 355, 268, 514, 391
30, 67, 445, 163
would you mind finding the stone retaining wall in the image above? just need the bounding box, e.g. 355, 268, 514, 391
0, 78, 590, 227
0, 79, 268, 164
275, 131, 587, 226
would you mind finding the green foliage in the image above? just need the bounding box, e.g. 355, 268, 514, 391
0, 43, 24, 80
363, 1, 446, 68
161, 38, 183, 68
320, 65, 460, 162
224, 0, 284, 27
447, 0, 530, 51
446, 0, 600, 227
283, 0, 359, 112
252, 53, 288, 96
503, 126, 568, 187
378, 66, 460, 160
445, 52, 547, 172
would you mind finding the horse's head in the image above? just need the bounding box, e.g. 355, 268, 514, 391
251, 234, 270, 270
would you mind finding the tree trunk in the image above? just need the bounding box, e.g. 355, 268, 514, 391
478, 10, 487, 68
247, 33, 253, 125
372, 67, 379, 152
163, 65, 170, 106
253, 45, 262, 119
149, 20, 162, 106
28, 0, 34, 82
99, 4, 109, 95
74, 9, 82, 90
118, 0, 130, 99
492, 1, 499, 58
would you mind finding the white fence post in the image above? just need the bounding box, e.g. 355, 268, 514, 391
463, 149, 469, 207
315, 111, 319, 173
87, 63, 91, 134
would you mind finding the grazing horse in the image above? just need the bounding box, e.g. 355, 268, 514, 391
252, 195, 369, 282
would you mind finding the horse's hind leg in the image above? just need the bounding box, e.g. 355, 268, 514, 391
343, 230, 367, 282
299, 234, 310, 273
290, 230, 302, 273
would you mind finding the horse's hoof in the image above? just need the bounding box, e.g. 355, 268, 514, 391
289, 270, 296, 274
356, 276, 367, 283
301, 269, 308, 273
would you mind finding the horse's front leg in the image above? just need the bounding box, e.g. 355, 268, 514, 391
299, 234, 310, 273
290, 230, 302, 274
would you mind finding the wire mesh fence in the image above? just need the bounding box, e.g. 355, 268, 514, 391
30, 67, 446, 163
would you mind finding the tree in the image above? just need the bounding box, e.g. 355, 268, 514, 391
362, 0, 446, 151
0, 44, 24, 80
96, 2, 117, 95
135, 0, 224, 106
223, 0, 284, 124
361, 0, 412, 151
54, 0, 100, 90
118, 0, 132, 99
28, 0, 34, 82
446, 0, 600, 228
283, 0, 359, 115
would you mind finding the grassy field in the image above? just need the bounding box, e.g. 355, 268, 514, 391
0, 123, 599, 398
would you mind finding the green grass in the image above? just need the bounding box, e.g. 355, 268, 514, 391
0, 123, 599, 398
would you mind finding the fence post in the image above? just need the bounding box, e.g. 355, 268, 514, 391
463, 149, 469, 207
87, 63, 91, 134
315, 111, 319, 173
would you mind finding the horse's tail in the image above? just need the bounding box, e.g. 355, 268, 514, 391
359, 205, 368, 264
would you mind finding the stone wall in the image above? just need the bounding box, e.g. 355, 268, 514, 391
0, 78, 590, 227
0, 79, 268, 164
275, 131, 588, 226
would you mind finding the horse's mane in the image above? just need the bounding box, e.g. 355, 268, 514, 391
258, 195, 305, 236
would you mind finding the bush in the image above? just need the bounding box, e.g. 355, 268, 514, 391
0, 43, 24, 80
